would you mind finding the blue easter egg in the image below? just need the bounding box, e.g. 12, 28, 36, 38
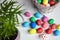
22, 22, 29, 27
53, 30, 60, 36
30, 22, 36, 28
34, 12, 41, 18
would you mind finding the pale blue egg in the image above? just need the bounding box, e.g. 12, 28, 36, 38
22, 22, 29, 27
34, 12, 41, 18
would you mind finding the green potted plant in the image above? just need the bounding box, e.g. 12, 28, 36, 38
0, 0, 23, 40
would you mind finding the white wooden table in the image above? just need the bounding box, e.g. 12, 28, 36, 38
0, 0, 60, 40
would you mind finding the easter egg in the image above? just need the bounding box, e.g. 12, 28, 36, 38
41, 22, 48, 28
40, 4, 46, 7
24, 12, 31, 17
36, 28, 43, 33
49, 1, 55, 6
48, 19, 54, 24
57, 24, 60, 30
46, 4, 50, 7
29, 29, 36, 34
53, 30, 60, 36
30, 17, 35, 22
34, 12, 41, 18
54, 0, 58, 3
30, 22, 36, 28
43, 0, 48, 5
22, 22, 29, 27
50, 23, 56, 29
45, 28, 52, 34
42, 16, 48, 22
36, 20, 41, 26
37, 0, 42, 4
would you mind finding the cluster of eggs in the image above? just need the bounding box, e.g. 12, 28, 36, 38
34, 0, 59, 6
22, 11, 60, 36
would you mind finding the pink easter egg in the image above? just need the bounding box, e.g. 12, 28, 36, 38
41, 22, 48, 28
24, 12, 31, 17
46, 4, 50, 7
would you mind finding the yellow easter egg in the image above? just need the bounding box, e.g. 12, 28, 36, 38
29, 29, 36, 34
43, 0, 48, 5
57, 24, 60, 30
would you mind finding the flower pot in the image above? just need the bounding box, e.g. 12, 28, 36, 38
9, 30, 18, 40
32, 0, 60, 14
1, 30, 20, 40
15, 30, 20, 40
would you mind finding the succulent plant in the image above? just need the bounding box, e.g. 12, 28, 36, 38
0, 0, 23, 40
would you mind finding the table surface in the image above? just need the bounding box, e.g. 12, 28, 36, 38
17, 0, 60, 40
0, 0, 60, 40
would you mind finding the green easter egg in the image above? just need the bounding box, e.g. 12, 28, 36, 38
54, 0, 58, 3
30, 17, 35, 22
37, 0, 42, 4
48, 19, 54, 24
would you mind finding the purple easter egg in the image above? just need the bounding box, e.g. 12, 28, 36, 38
42, 16, 48, 22
24, 12, 31, 17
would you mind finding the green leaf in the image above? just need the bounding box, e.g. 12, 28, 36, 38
0, 0, 24, 39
